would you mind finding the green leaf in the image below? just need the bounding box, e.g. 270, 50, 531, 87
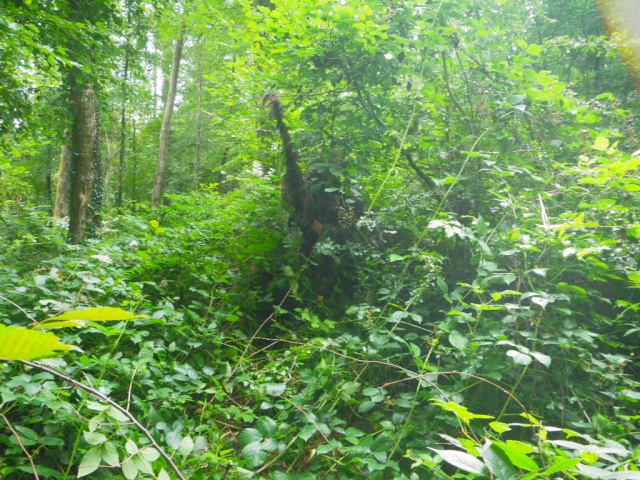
166, 431, 183, 450
0, 325, 72, 360
158, 469, 171, 480
139, 446, 160, 462
298, 425, 316, 441
257, 416, 277, 437
527, 43, 542, 56
491, 441, 539, 472
430, 399, 493, 424
265, 383, 286, 396
389, 254, 404, 262
125, 438, 138, 455
177, 436, 194, 457
531, 352, 551, 368
242, 441, 270, 469
593, 136, 610, 152
489, 422, 511, 434
507, 350, 532, 366
429, 449, 488, 475
133, 455, 154, 475
77, 447, 102, 478
482, 443, 518, 480
543, 457, 581, 475
449, 332, 468, 350
239, 428, 262, 447
436, 277, 448, 294
40, 307, 142, 326
122, 458, 138, 480
83, 431, 107, 446
101, 442, 119, 466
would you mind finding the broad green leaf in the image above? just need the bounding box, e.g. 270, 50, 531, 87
0, 325, 72, 361
593, 136, 610, 152
436, 277, 448, 293
429, 449, 488, 475
177, 436, 195, 457
265, 383, 286, 396
298, 425, 316, 441
166, 431, 184, 450
125, 438, 138, 455
492, 441, 539, 472
139, 446, 160, 462
257, 416, 277, 437
77, 447, 102, 478
527, 44, 542, 56
507, 350, 532, 366
242, 441, 270, 468
543, 457, 581, 475
84, 431, 107, 446
628, 272, 640, 284
430, 399, 493, 424
482, 443, 518, 480
449, 332, 468, 350
133, 455, 154, 475
489, 422, 511, 434
31, 320, 86, 330
238, 428, 262, 447
101, 442, 119, 466
158, 469, 171, 480
531, 352, 551, 368
122, 457, 138, 480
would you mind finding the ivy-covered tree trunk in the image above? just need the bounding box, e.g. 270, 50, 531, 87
152, 24, 185, 209
67, 71, 99, 243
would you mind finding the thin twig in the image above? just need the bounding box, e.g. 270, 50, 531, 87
22, 361, 186, 480
0, 295, 37, 323
1, 413, 41, 479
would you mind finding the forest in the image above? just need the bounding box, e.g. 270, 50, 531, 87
1, 0, 640, 478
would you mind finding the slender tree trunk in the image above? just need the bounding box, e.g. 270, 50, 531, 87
131, 118, 138, 202
54, 134, 71, 218
117, 51, 129, 210
193, 74, 203, 189
68, 70, 100, 244
152, 25, 185, 208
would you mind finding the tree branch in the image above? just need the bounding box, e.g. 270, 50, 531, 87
22, 361, 186, 480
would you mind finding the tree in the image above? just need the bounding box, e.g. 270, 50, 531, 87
152, 19, 186, 209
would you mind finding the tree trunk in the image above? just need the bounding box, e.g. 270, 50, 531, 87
67, 70, 99, 244
151, 25, 185, 209
54, 135, 71, 218
116, 51, 129, 210
193, 74, 203, 189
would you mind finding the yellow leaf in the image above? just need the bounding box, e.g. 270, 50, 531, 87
43, 307, 143, 324
592, 136, 610, 152
0, 325, 72, 361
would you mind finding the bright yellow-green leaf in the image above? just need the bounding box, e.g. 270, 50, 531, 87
430, 399, 493, 425
520, 413, 541, 426
593, 136, 610, 152
42, 307, 143, 326
150, 220, 160, 229
0, 325, 72, 361
32, 320, 85, 330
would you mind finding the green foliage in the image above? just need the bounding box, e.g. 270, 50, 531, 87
2, 0, 640, 478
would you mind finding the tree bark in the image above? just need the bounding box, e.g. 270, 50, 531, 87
116, 50, 130, 210
151, 25, 185, 209
193, 74, 203, 189
67, 71, 99, 244
54, 135, 71, 218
